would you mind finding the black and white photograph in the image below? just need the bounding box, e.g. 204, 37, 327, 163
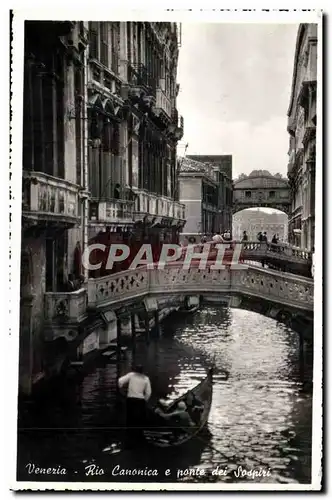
9, 7, 322, 491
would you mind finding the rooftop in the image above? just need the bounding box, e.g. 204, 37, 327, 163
178, 157, 218, 181
235, 170, 287, 182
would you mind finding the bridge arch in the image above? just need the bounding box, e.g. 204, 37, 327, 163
232, 207, 289, 243
233, 170, 291, 215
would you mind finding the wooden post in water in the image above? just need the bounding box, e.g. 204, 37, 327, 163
131, 313, 136, 368
154, 309, 160, 338
145, 311, 150, 345
299, 332, 305, 383
116, 314, 122, 396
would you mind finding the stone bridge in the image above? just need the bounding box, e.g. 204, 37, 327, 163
44, 261, 314, 350
87, 263, 313, 313
233, 170, 291, 214
43, 242, 313, 343
238, 241, 312, 276
170, 240, 311, 277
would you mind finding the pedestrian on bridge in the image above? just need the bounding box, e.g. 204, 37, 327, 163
212, 232, 224, 243
241, 231, 248, 242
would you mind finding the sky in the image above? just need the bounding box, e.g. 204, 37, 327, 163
176, 23, 299, 180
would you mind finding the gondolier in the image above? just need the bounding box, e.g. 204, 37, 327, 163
118, 365, 152, 444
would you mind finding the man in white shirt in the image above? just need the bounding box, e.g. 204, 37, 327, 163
212, 232, 224, 243
118, 365, 152, 445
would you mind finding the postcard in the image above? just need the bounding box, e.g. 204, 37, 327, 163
9, 6, 322, 492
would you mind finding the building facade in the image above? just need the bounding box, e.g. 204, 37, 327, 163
20, 21, 185, 395
178, 155, 233, 243
21, 21, 90, 395
287, 23, 317, 249
87, 22, 185, 273
232, 208, 288, 242
187, 155, 233, 234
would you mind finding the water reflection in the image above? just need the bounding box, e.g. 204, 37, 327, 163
17, 306, 312, 484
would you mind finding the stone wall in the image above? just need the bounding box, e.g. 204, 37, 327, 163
179, 176, 202, 235
20, 236, 47, 393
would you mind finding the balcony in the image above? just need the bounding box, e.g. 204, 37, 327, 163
134, 190, 185, 221
175, 112, 184, 139
166, 108, 184, 140
289, 205, 303, 222
22, 171, 80, 228
303, 122, 316, 146
287, 150, 296, 175
127, 63, 155, 97
174, 202, 186, 220
157, 196, 173, 218
154, 88, 172, 119
88, 59, 122, 97
303, 102, 316, 147
90, 199, 135, 225
44, 288, 88, 324
203, 202, 218, 213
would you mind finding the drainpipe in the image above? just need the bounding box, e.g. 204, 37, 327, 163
82, 25, 89, 280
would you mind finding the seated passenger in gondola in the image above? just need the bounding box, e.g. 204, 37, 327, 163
155, 401, 196, 430
186, 391, 204, 423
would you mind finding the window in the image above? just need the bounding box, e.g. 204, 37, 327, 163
269, 191, 276, 198
111, 23, 120, 72
89, 22, 99, 59
75, 67, 82, 186
100, 23, 109, 67
104, 120, 120, 156
245, 191, 252, 198
89, 22, 120, 73
132, 22, 138, 65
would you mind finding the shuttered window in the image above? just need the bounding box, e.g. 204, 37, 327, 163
89, 22, 98, 59
100, 22, 109, 67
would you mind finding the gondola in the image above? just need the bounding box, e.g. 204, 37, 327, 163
176, 304, 200, 314
143, 367, 214, 448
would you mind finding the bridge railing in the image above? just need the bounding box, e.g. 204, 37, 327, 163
88, 266, 150, 309
87, 262, 314, 312
241, 241, 312, 261
180, 241, 312, 266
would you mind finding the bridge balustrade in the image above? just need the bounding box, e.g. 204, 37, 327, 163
87, 263, 314, 312
180, 241, 312, 275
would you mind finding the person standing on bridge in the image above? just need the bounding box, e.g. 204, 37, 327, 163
260, 232, 268, 268
212, 232, 224, 243
223, 229, 231, 242
241, 231, 248, 242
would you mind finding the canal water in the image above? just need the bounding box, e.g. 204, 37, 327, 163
17, 306, 312, 485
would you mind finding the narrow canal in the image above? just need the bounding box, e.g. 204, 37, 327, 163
17, 306, 312, 484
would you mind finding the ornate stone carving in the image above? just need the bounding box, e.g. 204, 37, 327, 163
55, 299, 69, 318
94, 268, 149, 305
